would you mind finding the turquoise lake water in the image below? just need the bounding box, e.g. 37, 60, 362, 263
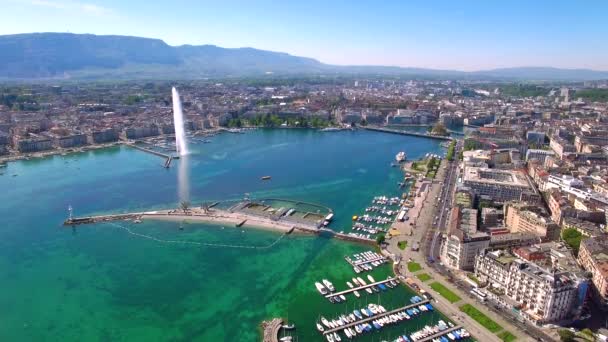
0, 129, 450, 341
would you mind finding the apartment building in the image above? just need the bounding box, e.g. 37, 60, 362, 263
578, 238, 608, 310
440, 207, 490, 270
475, 249, 587, 324
462, 166, 540, 203
504, 202, 559, 241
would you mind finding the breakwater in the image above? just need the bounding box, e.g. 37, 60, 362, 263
363, 126, 453, 141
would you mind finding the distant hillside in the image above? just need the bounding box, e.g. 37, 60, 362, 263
1, 33, 607, 81
474, 67, 608, 81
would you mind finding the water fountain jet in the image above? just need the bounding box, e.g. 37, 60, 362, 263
172, 87, 189, 156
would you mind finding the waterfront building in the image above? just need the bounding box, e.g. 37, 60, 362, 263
440, 207, 490, 270
342, 111, 362, 125
89, 128, 119, 144
475, 249, 587, 325
123, 125, 160, 140
54, 133, 88, 148
440, 113, 464, 127
504, 202, 559, 241
14, 136, 53, 153
462, 166, 540, 203
578, 238, 608, 310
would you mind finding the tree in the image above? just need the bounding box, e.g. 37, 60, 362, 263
431, 122, 448, 136
562, 228, 584, 255
376, 234, 386, 245
180, 201, 190, 213
558, 329, 575, 342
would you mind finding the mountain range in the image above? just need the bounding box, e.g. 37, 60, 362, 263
1, 33, 607, 81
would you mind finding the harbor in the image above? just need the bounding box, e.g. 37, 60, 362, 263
3, 128, 453, 341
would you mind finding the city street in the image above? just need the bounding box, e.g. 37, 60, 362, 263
386, 142, 542, 342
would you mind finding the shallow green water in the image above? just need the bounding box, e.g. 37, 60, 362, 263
0, 129, 450, 341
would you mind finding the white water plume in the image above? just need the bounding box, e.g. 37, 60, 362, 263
172, 87, 189, 156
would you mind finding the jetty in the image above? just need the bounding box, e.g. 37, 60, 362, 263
417, 325, 464, 342
125, 143, 179, 159
64, 213, 144, 226
261, 318, 283, 342
322, 300, 430, 335
325, 277, 398, 298
362, 126, 453, 141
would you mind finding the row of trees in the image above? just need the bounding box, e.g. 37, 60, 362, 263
227, 114, 332, 128
446, 140, 456, 161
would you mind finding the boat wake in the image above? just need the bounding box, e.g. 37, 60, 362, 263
105, 222, 286, 249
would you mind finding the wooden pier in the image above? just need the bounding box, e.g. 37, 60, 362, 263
417, 325, 463, 342
322, 300, 430, 335
363, 126, 453, 141
325, 277, 398, 298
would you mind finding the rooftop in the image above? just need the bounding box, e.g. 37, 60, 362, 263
463, 166, 531, 188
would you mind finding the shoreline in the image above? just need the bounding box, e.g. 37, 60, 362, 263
0, 128, 225, 165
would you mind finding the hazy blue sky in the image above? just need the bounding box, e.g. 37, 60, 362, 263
2, 0, 607, 70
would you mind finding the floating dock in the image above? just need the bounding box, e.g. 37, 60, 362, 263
325, 277, 398, 298
322, 300, 430, 335
416, 325, 464, 342
346, 255, 386, 267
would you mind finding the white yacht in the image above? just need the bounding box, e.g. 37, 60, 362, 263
396, 151, 407, 162
315, 282, 328, 295
322, 279, 335, 292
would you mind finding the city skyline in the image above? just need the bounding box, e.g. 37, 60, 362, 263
2, 0, 608, 71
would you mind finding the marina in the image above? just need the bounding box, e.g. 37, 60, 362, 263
415, 325, 468, 342
350, 196, 404, 237
344, 250, 388, 273
319, 276, 400, 300
320, 299, 432, 336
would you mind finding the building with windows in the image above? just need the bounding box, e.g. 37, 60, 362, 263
440, 207, 490, 270
578, 238, 608, 310
504, 202, 559, 241
462, 166, 540, 203
475, 249, 587, 324
525, 149, 554, 164
89, 128, 119, 144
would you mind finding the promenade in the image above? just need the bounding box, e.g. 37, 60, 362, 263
385, 158, 535, 342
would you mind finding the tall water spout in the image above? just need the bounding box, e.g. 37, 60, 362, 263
172, 87, 188, 156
